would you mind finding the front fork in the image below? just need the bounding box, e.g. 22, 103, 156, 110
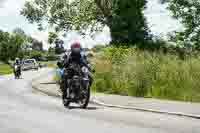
81, 77, 90, 98
61, 78, 68, 100
63, 79, 71, 99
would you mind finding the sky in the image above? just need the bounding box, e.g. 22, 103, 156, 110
0, 0, 182, 49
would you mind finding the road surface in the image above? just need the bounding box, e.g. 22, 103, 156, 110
0, 68, 199, 133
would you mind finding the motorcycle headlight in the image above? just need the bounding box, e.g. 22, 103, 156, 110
81, 66, 89, 74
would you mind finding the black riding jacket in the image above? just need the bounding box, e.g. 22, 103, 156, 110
63, 52, 90, 70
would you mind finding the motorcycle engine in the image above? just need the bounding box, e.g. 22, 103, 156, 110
72, 75, 80, 87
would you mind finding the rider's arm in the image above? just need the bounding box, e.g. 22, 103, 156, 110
63, 54, 70, 68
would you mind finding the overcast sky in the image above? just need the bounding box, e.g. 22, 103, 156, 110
0, 0, 182, 49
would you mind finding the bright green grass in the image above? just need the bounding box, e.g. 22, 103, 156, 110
0, 64, 13, 75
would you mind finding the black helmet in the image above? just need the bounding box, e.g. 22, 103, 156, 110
15, 58, 20, 63
57, 61, 63, 68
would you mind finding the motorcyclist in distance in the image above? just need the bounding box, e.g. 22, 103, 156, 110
13, 58, 22, 77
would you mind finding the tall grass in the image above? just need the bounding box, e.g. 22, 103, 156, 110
92, 47, 200, 102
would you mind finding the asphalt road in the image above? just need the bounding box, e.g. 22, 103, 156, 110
0, 69, 200, 133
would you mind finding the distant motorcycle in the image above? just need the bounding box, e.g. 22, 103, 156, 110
14, 65, 21, 79
58, 63, 90, 109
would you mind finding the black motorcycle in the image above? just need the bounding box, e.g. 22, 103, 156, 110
59, 63, 91, 109
14, 65, 21, 79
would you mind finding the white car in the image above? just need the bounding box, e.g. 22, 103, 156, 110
22, 59, 39, 71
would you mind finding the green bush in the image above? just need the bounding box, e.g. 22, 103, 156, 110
29, 50, 43, 61
46, 54, 57, 61
92, 47, 200, 102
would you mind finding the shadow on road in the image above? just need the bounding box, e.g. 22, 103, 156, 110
66, 105, 99, 110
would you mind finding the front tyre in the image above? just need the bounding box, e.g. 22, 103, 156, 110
14, 72, 19, 79
63, 98, 70, 108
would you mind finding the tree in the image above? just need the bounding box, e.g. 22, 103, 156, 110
13, 27, 28, 42
21, 0, 149, 46
32, 39, 43, 51
0, 30, 25, 62
13, 27, 25, 35
29, 50, 43, 60
47, 47, 57, 61
48, 32, 58, 44
161, 0, 200, 50
9, 33, 26, 60
0, 31, 11, 63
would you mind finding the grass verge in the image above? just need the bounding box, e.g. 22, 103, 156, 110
39, 61, 57, 68
0, 64, 13, 75
91, 47, 200, 102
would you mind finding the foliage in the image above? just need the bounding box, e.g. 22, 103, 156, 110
92, 46, 200, 102
0, 28, 46, 62
108, 0, 149, 44
48, 32, 58, 44
92, 45, 106, 52
9, 33, 26, 60
0, 64, 13, 75
47, 62, 57, 68
48, 47, 55, 54
0, 30, 26, 62
21, 0, 149, 45
46, 54, 57, 61
13, 27, 25, 35
102, 46, 129, 64
0, 31, 11, 62
29, 50, 43, 61
46, 47, 57, 61
21, 0, 100, 33
32, 39, 43, 51
162, 0, 200, 50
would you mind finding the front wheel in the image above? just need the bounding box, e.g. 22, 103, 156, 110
14, 72, 19, 79
63, 98, 70, 108
14, 75, 18, 79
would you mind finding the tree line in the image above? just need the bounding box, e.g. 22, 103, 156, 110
20, 0, 200, 53
0, 28, 44, 63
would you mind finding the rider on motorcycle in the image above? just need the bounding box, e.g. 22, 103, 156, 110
57, 41, 93, 90
13, 58, 22, 76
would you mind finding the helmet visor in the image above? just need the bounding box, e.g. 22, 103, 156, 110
72, 48, 81, 53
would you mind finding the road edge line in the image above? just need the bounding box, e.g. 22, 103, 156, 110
92, 99, 200, 119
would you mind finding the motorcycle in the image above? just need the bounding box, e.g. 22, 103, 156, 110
58, 63, 91, 109
14, 65, 21, 79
